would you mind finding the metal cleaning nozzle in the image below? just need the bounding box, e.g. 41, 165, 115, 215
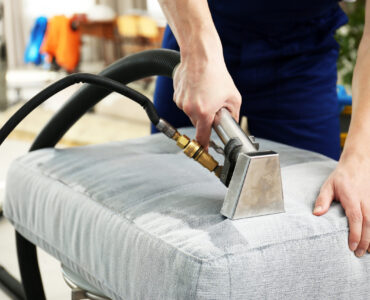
157, 110, 285, 220
213, 108, 285, 219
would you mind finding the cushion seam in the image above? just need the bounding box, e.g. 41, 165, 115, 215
205, 229, 349, 263
8, 220, 121, 299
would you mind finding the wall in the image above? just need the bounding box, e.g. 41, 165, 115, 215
147, 0, 166, 26
23, 0, 95, 18
22, 0, 95, 38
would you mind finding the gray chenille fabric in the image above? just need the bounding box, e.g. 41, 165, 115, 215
4, 128, 370, 299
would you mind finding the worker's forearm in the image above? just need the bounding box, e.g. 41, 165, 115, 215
158, 0, 222, 60
157, 0, 241, 147
342, 36, 370, 161
341, 2, 370, 161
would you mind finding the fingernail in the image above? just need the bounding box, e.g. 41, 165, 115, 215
313, 206, 322, 214
350, 242, 358, 251
355, 249, 365, 257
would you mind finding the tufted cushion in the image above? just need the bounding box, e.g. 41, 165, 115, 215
4, 128, 370, 299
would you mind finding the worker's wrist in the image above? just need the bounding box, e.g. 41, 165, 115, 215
340, 131, 370, 165
180, 29, 223, 63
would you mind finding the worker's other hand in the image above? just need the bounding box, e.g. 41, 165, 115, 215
314, 154, 370, 257
173, 54, 241, 148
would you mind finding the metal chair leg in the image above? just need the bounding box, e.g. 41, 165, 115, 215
0, 265, 25, 300
71, 288, 88, 300
16, 232, 46, 300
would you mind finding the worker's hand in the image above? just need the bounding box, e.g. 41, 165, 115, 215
173, 54, 241, 148
313, 154, 370, 257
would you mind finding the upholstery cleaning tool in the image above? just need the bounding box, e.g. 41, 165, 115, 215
213, 108, 284, 218
156, 108, 284, 219
0, 49, 284, 220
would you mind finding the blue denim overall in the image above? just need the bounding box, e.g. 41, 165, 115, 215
153, 1, 348, 160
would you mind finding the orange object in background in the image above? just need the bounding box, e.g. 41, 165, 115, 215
117, 15, 159, 40
117, 15, 164, 56
41, 16, 81, 72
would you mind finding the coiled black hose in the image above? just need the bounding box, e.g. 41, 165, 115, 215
0, 73, 159, 146
0, 49, 181, 148
32, 49, 180, 150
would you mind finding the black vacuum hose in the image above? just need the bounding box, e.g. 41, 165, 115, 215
0, 73, 160, 146
31, 49, 180, 150
0, 49, 180, 149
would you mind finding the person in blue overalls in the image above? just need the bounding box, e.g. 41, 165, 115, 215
154, 0, 370, 257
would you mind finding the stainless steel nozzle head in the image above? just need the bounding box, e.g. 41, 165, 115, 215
212, 108, 284, 219
220, 151, 285, 219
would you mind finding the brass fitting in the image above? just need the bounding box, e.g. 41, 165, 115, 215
172, 133, 221, 177
156, 119, 221, 177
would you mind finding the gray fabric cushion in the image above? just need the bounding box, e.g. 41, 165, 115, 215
4, 128, 370, 299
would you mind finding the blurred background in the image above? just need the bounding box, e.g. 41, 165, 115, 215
0, 1, 365, 299
337, 0, 365, 87
0, 0, 168, 146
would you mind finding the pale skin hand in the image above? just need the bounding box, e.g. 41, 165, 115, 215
158, 0, 241, 148
173, 54, 241, 148
314, 2, 370, 257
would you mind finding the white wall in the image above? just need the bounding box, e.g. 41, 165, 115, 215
23, 0, 95, 19
22, 0, 95, 38
22, 0, 165, 33
147, 0, 166, 26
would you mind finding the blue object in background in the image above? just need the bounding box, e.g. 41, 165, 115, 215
337, 85, 352, 113
24, 17, 48, 65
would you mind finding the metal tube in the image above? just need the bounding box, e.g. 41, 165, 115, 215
0, 265, 25, 300
213, 108, 257, 153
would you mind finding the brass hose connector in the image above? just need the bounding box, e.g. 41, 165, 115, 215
173, 134, 222, 178
156, 119, 222, 177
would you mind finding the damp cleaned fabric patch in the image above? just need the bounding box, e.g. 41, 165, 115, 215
4, 128, 370, 299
